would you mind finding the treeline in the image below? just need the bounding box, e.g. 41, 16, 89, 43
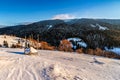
2, 36, 120, 59
0, 20, 120, 51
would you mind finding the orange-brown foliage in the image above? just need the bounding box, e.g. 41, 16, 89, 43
94, 48, 103, 56
86, 49, 94, 55
85, 48, 120, 59
76, 48, 83, 54
58, 39, 73, 52
16, 43, 22, 48
11, 43, 22, 48
39, 41, 54, 50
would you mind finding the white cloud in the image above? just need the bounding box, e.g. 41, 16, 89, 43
52, 14, 76, 20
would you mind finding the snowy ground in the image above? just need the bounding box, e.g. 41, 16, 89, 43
0, 48, 120, 80
0, 35, 23, 47
106, 47, 120, 55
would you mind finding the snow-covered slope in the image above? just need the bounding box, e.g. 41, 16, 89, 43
106, 47, 120, 55
0, 35, 22, 47
0, 48, 120, 80
47, 25, 53, 29
90, 24, 109, 30
68, 38, 87, 48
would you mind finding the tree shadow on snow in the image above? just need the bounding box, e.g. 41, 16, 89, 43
7, 51, 24, 55
90, 57, 104, 65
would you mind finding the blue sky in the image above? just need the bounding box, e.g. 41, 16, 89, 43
0, 0, 120, 25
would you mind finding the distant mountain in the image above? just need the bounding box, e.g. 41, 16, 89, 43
16, 22, 33, 25
0, 19, 120, 49
0, 25, 6, 28
96, 19, 120, 25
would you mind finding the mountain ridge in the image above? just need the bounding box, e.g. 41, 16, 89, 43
0, 18, 120, 49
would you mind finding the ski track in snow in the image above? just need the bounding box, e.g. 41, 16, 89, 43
0, 48, 120, 80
